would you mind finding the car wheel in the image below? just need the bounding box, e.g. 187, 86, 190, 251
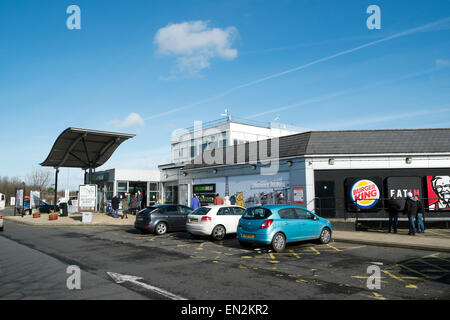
239, 241, 252, 248
319, 227, 331, 244
211, 225, 226, 241
271, 232, 286, 253
155, 222, 167, 235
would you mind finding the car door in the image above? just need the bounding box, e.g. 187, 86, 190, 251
216, 207, 235, 233
294, 208, 321, 239
178, 205, 193, 228
166, 205, 183, 230
277, 208, 303, 242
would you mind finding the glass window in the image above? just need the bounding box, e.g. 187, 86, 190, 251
217, 207, 233, 215
179, 206, 193, 214
294, 208, 314, 219
191, 207, 211, 215
242, 207, 272, 220
166, 205, 178, 213
278, 208, 297, 219
232, 207, 245, 216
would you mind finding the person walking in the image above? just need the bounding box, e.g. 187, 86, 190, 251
214, 193, 224, 205
111, 195, 120, 219
121, 193, 129, 219
190, 194, 200, 210
129, 195, 139, 215
137, 190, 143, 210
404, 192, 418, 236
224, 196, 231, 206
415, 195, 425, 233
387, 195, 401, 233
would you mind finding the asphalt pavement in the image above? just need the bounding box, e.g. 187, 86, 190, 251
0, 220, 449, 300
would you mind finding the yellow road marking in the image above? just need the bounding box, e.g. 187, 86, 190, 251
289, 250, 300, 258
382, 270, 404, 282
326, 244, 342, 252
396, 264, 431, 279
425, 253, 450, 263
269, 253, 277, 260
405, 284, 418, 289
419, 259, 450, 272
310, 247, 321, 255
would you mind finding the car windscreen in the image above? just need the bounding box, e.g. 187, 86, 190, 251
190, 207, 211, 215
242, 207, 273, 220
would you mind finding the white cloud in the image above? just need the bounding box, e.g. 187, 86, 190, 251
110, 112, 145, 128
436, 59, 450, 68
154, 20, 238, 75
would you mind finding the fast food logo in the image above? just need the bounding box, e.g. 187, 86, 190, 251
351, 179, 380, 209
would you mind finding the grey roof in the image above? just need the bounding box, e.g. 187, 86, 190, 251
184, 128, 450, 169
40, 128, 135, 169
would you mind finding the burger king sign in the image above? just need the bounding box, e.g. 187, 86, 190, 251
350, 179, 380, 209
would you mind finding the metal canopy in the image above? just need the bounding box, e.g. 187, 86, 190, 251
40, 128, 135, 170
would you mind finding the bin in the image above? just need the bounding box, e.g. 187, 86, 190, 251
82, 212, 93, 223
60, 203, 68, 217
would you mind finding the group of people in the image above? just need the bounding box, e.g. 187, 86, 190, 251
387, 192, 425, 235
190, 191, 288, 210
111, 190, 144, 219
190, 193, 232, 210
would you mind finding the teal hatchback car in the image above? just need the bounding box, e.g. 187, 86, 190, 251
237, 205, 332, 252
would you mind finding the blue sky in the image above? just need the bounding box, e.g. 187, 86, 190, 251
0, 0, 449, 190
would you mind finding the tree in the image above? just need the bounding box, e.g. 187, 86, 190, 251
26, 169, 52, 193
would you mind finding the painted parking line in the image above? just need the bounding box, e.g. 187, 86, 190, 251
396, 263, 431, 279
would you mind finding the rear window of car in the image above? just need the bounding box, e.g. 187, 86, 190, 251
242, 207, 272, 220
191, 207, 211, 215
137, 207, 156, 215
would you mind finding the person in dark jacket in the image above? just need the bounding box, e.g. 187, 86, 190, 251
111, 195, 120, 219
387, 195, 401, 233
129, 195, 139, 215
404, 192, 417, 235
415, 195, 425, 233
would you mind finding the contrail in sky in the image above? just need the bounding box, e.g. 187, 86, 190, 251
246, 67, 443, 119
144, 16, 450, 121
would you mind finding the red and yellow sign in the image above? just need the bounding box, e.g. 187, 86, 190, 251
350, 179, 380, 209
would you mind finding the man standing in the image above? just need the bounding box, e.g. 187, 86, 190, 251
190, 194, 200, 210
415, 195, 425, 233
387, 195, 401, 233
137, 190, 143, 210
111, 195, 120, 219
404, 192, 418, 236
121, 193, 129, 219
214, 193, 224, 205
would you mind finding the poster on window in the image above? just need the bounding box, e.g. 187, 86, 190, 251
426, 176, 450, 211
293, 187, 305, 204
228, 173, 290, 207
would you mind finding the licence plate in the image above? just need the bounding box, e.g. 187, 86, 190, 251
243, 233, 255, 239
137, 217, 143, 221
190, 218, 198, 222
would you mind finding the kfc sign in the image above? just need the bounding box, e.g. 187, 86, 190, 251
350, 179, 380, 209
427, 176, 450, 211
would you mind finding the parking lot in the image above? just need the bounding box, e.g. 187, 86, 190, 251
1, 220, 449, 300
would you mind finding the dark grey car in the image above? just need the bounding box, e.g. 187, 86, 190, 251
134, 204, 194, 235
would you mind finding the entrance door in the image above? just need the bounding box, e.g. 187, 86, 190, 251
314, 181, 336, 218
179, 184, 189, 206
